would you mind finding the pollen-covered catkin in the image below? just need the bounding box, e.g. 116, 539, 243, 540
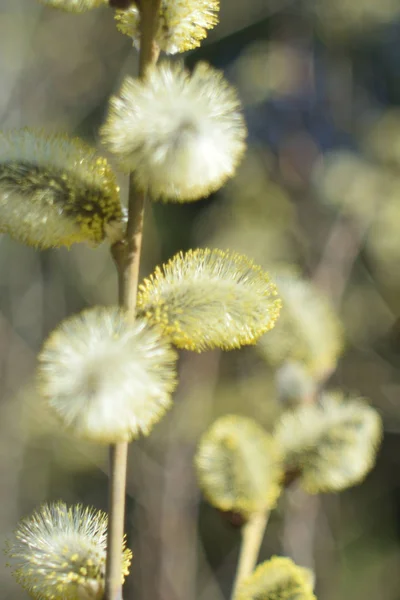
0, 129, 123, 249
101, 62, 247, 202
37, 307, 178, 443
115, 0, 220, 54
137, 248, 282, 351
6, 502, 132, 600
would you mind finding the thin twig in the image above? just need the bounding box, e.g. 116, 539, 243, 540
230, 511, 270, 600
159, 351, 222, 600
104, 2, 161, 599
312, 213, 371, 310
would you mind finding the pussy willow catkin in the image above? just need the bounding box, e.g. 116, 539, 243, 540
101, 62, 247, 202
137, 248, 282, 351
6, 502, 132, 600
0, 130, 123, 249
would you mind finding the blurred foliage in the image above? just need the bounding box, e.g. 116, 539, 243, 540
1, 1, 400, 600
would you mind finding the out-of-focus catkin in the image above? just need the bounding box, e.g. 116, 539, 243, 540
236, 556, 316, 600
195, 415, 283, 517
274, 392, 382, 493
0, 130, 123, 249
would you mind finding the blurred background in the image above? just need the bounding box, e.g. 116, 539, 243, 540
1, 0, 400, 598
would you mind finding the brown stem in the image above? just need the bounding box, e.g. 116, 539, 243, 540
104, 2, 161, 599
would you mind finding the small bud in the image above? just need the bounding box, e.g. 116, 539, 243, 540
37, 307, 178, 443
275, 361, 316, 406
115, 0, 220, 54
137, 248, 282, 352
6, 502, 132, 600
274, 392, 383, 493
195, 415, 283, 517
0, 129, 123, 249
101, 61, 247, 202
237, 556, 316, 600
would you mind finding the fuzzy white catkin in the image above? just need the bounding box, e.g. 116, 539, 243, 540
257, 271, 343, 379
37, 307, 178, 443
101, 61, 247, 202
274, 392, 382, 493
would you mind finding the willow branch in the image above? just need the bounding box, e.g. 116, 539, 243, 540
105, 2, 161, 599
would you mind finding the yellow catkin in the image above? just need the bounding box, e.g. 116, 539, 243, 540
115, 0, 220, 54
237, 556, 316, 600
195, 415, 283, 517
137, 248, 282, 352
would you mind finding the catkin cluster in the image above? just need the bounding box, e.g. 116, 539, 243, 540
2, 2, 284, 598
2, 1, 385, 600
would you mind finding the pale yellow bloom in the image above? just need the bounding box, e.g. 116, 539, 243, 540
137, 248, 282, 351
195, 415, 283, 516
274, 392, 382, 493
6, 502, 132, 600
37, 307, 177, 443
0, 129, 123, 249
237, 556, 316, 600
115, 0, 220, 54
101, 62, 247, 202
